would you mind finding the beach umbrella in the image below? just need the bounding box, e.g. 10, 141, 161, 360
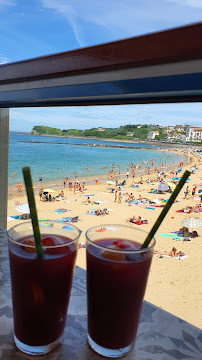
158, 183, 169, 192
167, 182, 176, 189
181, 218, 202, 229
43, 188, 55, 193
15, 204, 30, 214
106, 181, 115, 185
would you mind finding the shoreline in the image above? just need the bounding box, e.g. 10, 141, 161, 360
8, 149, 190, 199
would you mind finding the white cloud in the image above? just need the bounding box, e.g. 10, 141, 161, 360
41, 0, 202, 47
41, 0, 84, 46
167, 0, 202, 8
0, 0, 15, 9
0, 56, 11, 64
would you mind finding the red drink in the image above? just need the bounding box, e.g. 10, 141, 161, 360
86, 226, 155, 358
8, 222, 80, 355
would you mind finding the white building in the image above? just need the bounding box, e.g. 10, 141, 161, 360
147, 131, 159, 140
126, 132, 134, 137
186, 127, 202, 142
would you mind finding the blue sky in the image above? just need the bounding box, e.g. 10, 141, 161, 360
0, 0, 202, 131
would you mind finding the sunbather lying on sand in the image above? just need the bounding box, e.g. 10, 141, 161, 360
127, 216, 148, 224
154, 247, 185, 257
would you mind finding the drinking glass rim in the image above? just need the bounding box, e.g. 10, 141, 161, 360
85, 224, 156, 253
8, 221, 81, 249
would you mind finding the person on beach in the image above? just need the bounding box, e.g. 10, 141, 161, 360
12, 172, 16, 179
184, 186, 189, 199
18, 181, 22, 193
69, 181, 72, 190
126, 171, 129, 179
154, 247, 184, 257
73, 182, 76, 193
177, 227, 190, 237
39, 188, 43, 201
63, 178, 67, 187
128, 193, 134, 206
127, 216, 148, 224
118, 191, 122, 203
82, 181, 85, 193
192, 186, 197, 197
59, 190, 64, 197
39, 175, 43, 183
114, 190, 118, 202
86, 196, 91, 204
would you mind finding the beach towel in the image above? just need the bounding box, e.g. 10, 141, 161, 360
62, 226, 82, 234
172, 237, 191, 241
145, 207, 156, 210
54, 209, 68, 213
158, 233, 179, 238
55, 217, 72, 222
55, 216, 79, 223
157, 254, 188, 260
7, 216, 15, 221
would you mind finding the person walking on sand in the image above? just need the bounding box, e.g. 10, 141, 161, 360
114, 189, 118, 202
118, 191, 122, 203
63, 178, 67, 188
128, 193, 134, 206
184, 186, 189, 199
82, 181, 85, 193
18, 181, 22, 193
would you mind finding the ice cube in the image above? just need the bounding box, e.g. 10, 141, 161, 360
102, 245, 125, 261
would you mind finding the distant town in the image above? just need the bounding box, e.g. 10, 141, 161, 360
31, 124, 202, 144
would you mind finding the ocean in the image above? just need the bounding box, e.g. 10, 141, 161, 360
8, 133, 185, 187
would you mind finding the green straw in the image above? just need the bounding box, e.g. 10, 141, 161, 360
22, 167, 43, 259
141, 170, 191, 249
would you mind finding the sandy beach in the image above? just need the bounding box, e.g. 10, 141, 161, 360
7, 148, 202, 329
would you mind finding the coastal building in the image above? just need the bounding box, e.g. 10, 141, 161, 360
97, 127, 106, 132
175, 125, 185, 132
147, 131, 159, 140
126, 132, 134, 137
186, 127, 202, 142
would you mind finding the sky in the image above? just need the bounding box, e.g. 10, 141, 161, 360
0, 0, 202, 131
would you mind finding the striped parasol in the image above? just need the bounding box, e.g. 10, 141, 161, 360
15, 203, 30, 214
181, 218, 202, 229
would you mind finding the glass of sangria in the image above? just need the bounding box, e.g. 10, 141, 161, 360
86, 224, 155, 358
8, 221, 80, 355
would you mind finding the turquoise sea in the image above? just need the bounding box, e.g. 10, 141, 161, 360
8, 133, 186, 187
